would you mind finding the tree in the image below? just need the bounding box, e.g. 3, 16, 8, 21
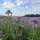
6, 10, 12, 16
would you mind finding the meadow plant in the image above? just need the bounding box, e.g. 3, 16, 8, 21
27, 17, 39, 27
0, 16, 40, 40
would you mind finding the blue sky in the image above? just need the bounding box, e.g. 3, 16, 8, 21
0, 0, 40, 16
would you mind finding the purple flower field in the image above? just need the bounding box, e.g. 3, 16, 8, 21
0, 16, 40, 27
12, 17, 40, 27
0, 16, 40, 40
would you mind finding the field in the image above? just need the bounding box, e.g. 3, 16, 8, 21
0, 16, 40, 40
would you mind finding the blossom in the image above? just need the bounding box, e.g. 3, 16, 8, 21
0, 31, 3, 38
27, 17, 39, 27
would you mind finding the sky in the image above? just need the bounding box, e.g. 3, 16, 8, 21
0, 0, 40, 16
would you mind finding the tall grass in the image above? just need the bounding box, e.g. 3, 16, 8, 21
0, 17, 40, 40
0, 23, 40, 40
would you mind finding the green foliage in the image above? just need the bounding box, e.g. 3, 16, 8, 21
0, 22, 40, 40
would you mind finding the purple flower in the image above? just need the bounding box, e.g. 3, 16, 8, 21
17, 17, 22, 19
27, 17, 39, 27
0, 31, 3, 35
0, 31, 3, 37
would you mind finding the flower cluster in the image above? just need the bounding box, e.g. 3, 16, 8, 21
0, 31, 3, 38
16, 17, 40, 28
27, 17, 39, 27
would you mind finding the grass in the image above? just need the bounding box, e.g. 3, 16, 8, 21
0, 17, 40, 40
0, 23, 40, 40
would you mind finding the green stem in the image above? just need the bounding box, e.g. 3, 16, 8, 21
9, 23, 10, 34
32, 28, 34, 40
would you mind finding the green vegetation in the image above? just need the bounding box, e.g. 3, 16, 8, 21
0, 22, 40, 40
0, 10, 40, 40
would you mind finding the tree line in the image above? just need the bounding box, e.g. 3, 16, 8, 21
24, 14, 40, 17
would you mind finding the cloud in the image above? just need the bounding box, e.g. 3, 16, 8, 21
0, 0, 30, 9
16, 0, 40, 7
0, 1, 16, 9
17, 0, 30, 6
24, 0, 40, 14
31, 0, 40, 5
26, 5, 40, 14
31, 0, 40, 14
0, 0, 40, 9
3, 0, 12, 2
0, 0, 40, 15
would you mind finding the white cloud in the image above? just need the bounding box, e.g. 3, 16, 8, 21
31, 0, 40, 5
3, 2, 14, 8
17, 0, 30, 6
16, 0, 40, 7
25, 0, 40, 14
17, 1, 23, 6
0, 0, 40, 15
1, 0, 40, 8
7, 0, 12, 1
26, 4, 40, 14
16, 0, 40, 15
31, 0, 40, 14
0, 1, 16, 9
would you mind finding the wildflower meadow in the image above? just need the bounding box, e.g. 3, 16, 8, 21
0, 10, 40, 40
